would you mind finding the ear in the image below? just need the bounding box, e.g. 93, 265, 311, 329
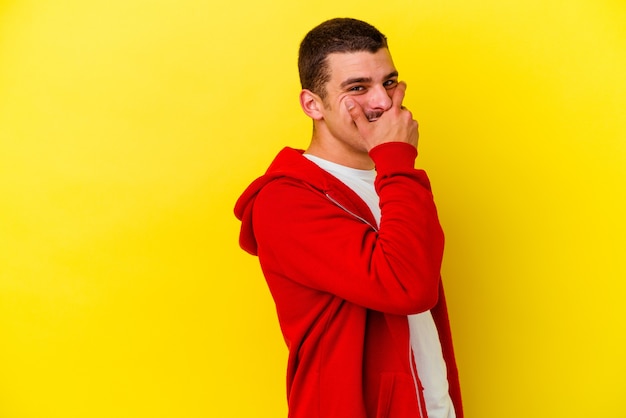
299, 89, 324, 121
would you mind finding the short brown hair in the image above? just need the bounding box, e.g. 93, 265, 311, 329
298, 18, 388, 99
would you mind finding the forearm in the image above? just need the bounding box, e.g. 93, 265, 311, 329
253, 146, 444, 314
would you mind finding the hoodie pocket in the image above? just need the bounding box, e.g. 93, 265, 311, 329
376, 372, 422, 418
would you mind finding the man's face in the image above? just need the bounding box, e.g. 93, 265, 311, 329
316, 48, 399, 152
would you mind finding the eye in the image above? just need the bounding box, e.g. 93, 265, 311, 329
348, 85, 365, 92
383, 79, 398, 89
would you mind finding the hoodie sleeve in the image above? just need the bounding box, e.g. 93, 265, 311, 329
252, 142, 445, 315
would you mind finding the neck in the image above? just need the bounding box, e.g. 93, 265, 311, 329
305, 129, 374, 170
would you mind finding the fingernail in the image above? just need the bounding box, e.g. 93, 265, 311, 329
345, 100, 354, 110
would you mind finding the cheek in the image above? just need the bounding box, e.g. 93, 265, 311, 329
332, 98, 353, 124
353, 96, 370, 108
336, 96, 368, 121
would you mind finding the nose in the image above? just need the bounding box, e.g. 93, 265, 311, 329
368, 85, 393, 111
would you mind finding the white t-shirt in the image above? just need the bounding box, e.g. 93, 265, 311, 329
305, 154, 455, 418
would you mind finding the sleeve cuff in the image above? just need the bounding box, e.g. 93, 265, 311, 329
369, 142, 418, 173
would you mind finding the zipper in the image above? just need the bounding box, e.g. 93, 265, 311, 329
324, 192, 378, 232
409, 343, 427, 417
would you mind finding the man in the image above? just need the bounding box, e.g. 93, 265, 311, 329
234, 18, 463, 418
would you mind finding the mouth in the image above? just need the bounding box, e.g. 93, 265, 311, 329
366, 111, 383, 122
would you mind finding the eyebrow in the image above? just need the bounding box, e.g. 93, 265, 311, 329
340, 71, 399, 89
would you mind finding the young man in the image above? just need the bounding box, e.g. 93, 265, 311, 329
234, 18, 463, 418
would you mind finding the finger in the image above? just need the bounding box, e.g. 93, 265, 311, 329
391, 81, 407, 110
345, 99, 369, 129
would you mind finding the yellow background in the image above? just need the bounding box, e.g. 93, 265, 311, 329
1, 0, 624, 417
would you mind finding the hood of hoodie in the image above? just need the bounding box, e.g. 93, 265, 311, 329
234, 147, 374, 255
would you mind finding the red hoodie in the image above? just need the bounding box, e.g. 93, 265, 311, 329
234, 142, 462, 418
